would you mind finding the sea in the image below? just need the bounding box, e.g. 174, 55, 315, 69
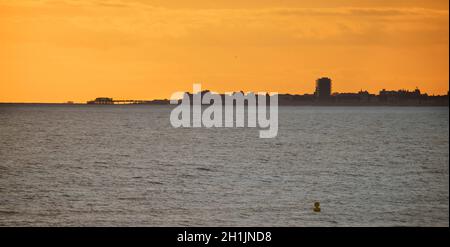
0, 105, 448, 226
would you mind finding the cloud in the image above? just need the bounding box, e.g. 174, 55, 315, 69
0, 0, 448, 48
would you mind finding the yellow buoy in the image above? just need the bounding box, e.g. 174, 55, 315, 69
313, 202, 321, 212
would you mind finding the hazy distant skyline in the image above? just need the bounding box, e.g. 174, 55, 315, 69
0, 0, 448, 103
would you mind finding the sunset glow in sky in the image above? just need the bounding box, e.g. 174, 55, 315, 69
0, 0, 448, 102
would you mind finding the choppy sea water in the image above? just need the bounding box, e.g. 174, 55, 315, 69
0, 105, 448, 226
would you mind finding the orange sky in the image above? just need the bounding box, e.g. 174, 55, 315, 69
0, 0, 448, 103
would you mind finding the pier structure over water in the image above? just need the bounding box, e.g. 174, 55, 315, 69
87, 97, 168, 105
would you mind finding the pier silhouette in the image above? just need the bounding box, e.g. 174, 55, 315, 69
87, 97, 168, 105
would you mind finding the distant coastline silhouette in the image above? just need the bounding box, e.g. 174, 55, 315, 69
85, 78, 449, 106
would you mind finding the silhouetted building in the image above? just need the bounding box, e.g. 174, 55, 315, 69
87, 97, 113, 104
315, 77, 332, 99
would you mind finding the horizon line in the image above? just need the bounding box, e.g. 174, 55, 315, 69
1, 88, 449, 104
